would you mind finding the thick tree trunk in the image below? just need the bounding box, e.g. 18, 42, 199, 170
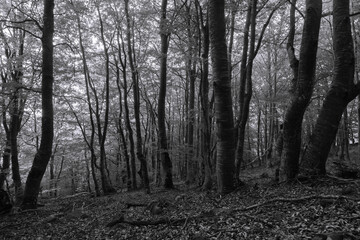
353, 4, 360, 165
209, 0, 235, 194
302, 0, 356, 174
158, 0, 174, 189
22, 0, 54, 209
281, 0, 322, 180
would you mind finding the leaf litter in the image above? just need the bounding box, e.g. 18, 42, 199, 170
1, 176, 360, 239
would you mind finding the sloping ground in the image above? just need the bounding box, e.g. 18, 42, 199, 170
1, 177, 360, 240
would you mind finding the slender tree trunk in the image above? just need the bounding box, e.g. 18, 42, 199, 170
124, 0, 150, 193
184, 2, 197, 184
115, 26, 137, 190
0, 138, 10, 190
115, 70, 131, 190
235, 0, 257, 180
22, 0, 54, 209
301, 0, 357, 174
158, 0, 174, 189
339, 110, 350, 161
71, 1, 100, 196
209, 0, 235, 194
96, 5, 115, 195
1, 71, 11, 190
49, 143, 57, 197
195, 0, 212, 190
281, 0, 322, 180
1, 26, 26, 202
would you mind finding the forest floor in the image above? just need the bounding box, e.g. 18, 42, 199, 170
1, 168, 360, 240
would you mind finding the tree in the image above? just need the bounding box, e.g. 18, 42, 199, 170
0, 23, 26, 199
184, 1, 197, 185
235, 0, 257, 180
195, 0, 212, 190
301, 0, 357, 174
95, 3, 116, 195
124, 0, 150, 193
158, 0, 174, 189
21, 0, 54, 209
281, 0, 322, 180
209, 0, 235, 194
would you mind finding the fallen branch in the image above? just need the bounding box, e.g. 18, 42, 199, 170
326, 174, 360, 183
234, 194, 360, 212
107, 214, 213, 227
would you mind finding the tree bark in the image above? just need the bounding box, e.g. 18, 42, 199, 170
281, 0, 322, 180
209, 0, 235, 194
195, 0, 212, 190
158, 0, 174, 189
22, 0, 54, 209
301, 0, 356, 174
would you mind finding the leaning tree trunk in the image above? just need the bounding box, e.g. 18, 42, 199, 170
281, 0, 322, 180
158, 0, 174, 189
21, 0, 54, 209
301, 0, 356, 175
209, 0, 236, 194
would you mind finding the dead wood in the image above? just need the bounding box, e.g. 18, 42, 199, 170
233, 194, 360, 212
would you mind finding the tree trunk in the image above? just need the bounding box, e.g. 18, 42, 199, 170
0, 25, 26, 202
49, 143, 58, 197
339, 109, 350, 161
96, 5, 115, 195
115, 70, 131, 190
184, 2, 197, 185
124, 0, 150, 193
22, 0, 54, 209
301, 0, 356, 174
195, 0, 212, 191
281, 0, 322, 180
235, 0, 257, 180
115, 26, 137, 190
158, 0, 174, 189
209, 0, 235, 194
0, 138, 10, 190
71, 0, 100, 196
352, 2, 360, 165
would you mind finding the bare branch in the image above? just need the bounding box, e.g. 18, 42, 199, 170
4, 25, 41, 40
